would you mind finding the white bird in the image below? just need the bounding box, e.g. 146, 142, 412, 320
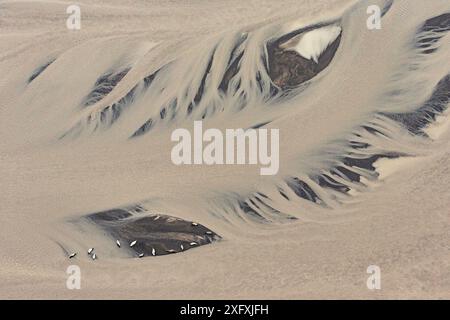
87, 248, 94, 255
151, 248, 156, 256
191, 222, 198, 226
116, 240, 121, 248
205, 231, 212, 235
180, 244, 184, 251
69, 252, 77, 259
166, 249, 176, 254
138, 253, 144, 258
130, 240, 137, 247
190, 242, 197, 246
92, 253, 97, 260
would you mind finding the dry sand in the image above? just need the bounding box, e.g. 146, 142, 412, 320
0, 0, 449, 299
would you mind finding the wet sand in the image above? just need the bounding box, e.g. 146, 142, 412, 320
0, 0, 449, 299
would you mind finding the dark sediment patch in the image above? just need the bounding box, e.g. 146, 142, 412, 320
332, 165, 361, 183
361, 125, 388, 137
96, 84, 137, 126
62, 82, 140, 139
62, 67, 163, 139
278, 187, 290, 200
266, 24, 341, 89
89, 208, 133, 221
384, 74, 450, 135
131, 118, 154, 138
219, 51, 243, 93
218, 34, 247, 93
86, 206, 221, 257
234, 192, 296, 222
342, 152, 402, 171
416, 13, 450, 54
308, 149, 404, 196
28, 59, 55, 83
248, 121, 271, 129
311, 174, 350, 194
286, 177, 320, 203
143, 67, 161, 89
381, 0, 394, 17
349, 141, 370, 150
83, 68, 130, 107
187, 50, 215, 115
238, 199, 266, 221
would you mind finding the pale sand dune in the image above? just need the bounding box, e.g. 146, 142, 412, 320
0, 0, 449, 299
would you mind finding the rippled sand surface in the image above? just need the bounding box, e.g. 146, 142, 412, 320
0, 0, 449, 299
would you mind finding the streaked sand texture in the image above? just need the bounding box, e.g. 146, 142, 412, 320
0, 0, 449, 299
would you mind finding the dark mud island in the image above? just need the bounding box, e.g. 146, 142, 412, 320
86, 206, 221, 258
267, 23, 341, 89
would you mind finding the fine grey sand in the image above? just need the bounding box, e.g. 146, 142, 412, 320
0, 0, 449, 299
